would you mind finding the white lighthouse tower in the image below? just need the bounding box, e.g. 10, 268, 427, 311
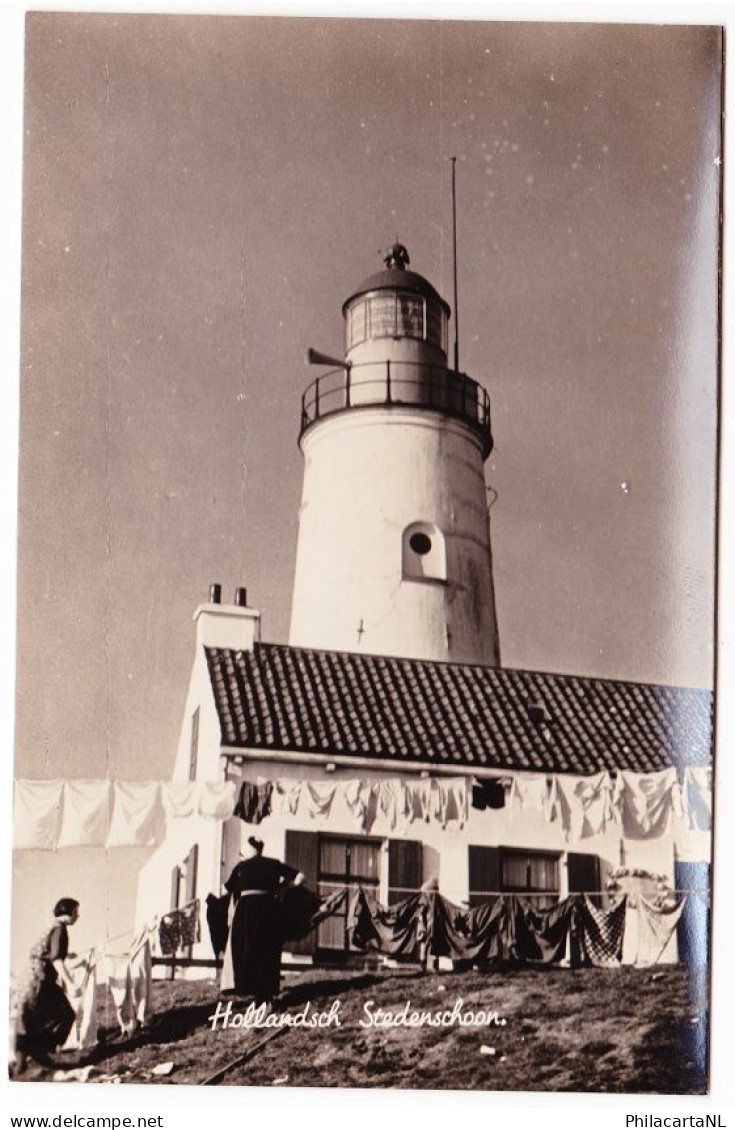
289, 244, 500, 666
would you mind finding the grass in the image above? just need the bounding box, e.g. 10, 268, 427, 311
15, 964, 708, 1093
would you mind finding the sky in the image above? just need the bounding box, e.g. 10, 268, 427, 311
10, 15, 721, 966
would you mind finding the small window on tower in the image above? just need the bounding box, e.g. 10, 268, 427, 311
402, 522, 446, 583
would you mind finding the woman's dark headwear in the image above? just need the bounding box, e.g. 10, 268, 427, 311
247, 836, 264, 855
54, 898, 80, 918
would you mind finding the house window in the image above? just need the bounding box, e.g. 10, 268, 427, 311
317, 835, 381, 952
500, 848, 560, 908
402, 522, 447, 583
189, 707, 200, 781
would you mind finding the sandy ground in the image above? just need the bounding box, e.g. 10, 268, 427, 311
13, 964, 708, 1093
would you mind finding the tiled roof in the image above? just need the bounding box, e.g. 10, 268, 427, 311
205, 643, 713, 775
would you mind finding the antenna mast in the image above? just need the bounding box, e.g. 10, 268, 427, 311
451, 156, 459, 373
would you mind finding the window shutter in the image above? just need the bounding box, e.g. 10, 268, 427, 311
185, 843, 199, 903
170, 866, 180, 911
284, 830, 319, 954
468, 845, 501, 906
189, 707, 200, 781
567, 853, 600, 899
387, 839, 422, 904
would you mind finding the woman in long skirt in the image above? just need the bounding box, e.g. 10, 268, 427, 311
16, 898, 81, 1067
225, 838, 303, 1005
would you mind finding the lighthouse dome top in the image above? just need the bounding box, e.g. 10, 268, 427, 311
342, 243, 451, 316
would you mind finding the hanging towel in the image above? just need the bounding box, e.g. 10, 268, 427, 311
572, 895, 627, 967
198, 780, 237, 820
234, 780, 273, 824
343, 780, 378, 832
106, 927, 154, 1037
555, 771, 613, 842
636, 895, 688, 966
510, 774, 552, 819
377, 779, 409, 832
107, 781, 165, 847
615, 769, 678, 840
13, 779, 64, 850
58, 780, 110, 848
271, 779, 302, 816
303, 781, 338, 819
405, 779, 433, 824
683, 768, 712, 832
432, 777, 469, 829
129, 929, 153, 1026
62, 953, 98, 1051
162, 782, 200, 820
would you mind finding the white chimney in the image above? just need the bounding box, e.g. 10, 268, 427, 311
193, 583, 261, 651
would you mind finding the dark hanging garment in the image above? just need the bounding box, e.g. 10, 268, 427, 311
514, 897, 574, 965
471, 780, 507, 812
431, 894, 508, 963
278, 884, 324, 943
234, 781, 273, 824
206, 893, 231, 959
350, 888, 427, 959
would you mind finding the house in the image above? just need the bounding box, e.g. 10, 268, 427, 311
136, 246, 713, 969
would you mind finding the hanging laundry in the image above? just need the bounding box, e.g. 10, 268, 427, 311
57, 780, 110, 848
432, 777, 469, 829
405, 779, 433, 823
198, 780, 237, 820
234, 780, 273, 824
158, 913, 181, 957
162, 782, 201, 820
343, 780, 378, 832
683, 767, 712, 832
13, 779, 64, 851
158, 900, 201, 955
571, 895, 626, 968
106, 781, 165, 848
377, 779, 409, 832
62, 952, 98, 1051
106, 926, 153, 1038
303, 780, 338, 819
636, 895, 688, 966
554, 771, 613, 842
509, 774, 552, 819
615, 769, 678, 840
431, 894, 508, 963
271, 779, 302, 816
471, 778, 508, 811
178, 901, 201, 948
206, 893, 231, 959
279, 885, 345, 943
351, 888, 426, 959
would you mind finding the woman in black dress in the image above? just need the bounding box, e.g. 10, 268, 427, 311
225, 837, 303, 1005
17, 898, 80, 1066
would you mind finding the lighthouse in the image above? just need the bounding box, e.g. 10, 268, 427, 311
289, 243, 501, 666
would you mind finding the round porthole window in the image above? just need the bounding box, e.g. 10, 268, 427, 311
409, 532, 433, 556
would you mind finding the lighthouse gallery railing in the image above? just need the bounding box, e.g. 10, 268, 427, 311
299, 360, 493, 458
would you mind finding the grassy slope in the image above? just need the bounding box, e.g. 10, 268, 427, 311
18, 966, 707, 1093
